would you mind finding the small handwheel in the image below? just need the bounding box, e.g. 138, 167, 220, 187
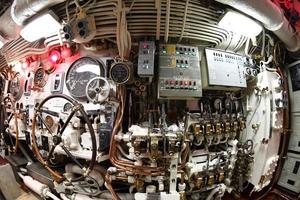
31, 94, 97, 183
2, 94, 19, 153
86, 77, 110, 104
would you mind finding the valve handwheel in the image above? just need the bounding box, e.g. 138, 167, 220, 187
31, 94, 97, 183
2, 94, 19, 153
86, 77, 110, 104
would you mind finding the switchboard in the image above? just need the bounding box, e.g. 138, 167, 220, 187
158, 44, 202, 99
201, 48, 247, 90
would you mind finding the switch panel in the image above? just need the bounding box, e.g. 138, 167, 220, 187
51, 72, 64, 93
201, 48, 247, 90
138, 41, 155, 77
158, 44, 202, 99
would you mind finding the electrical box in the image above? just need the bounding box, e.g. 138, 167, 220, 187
137, 41, 155, 77
278, 152, 300, 193
201, 48, 247, 90
158, 44, 202, 99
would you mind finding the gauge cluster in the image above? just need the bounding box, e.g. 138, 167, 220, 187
1, 40, 285, 200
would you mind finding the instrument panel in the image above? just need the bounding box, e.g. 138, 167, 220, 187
0, 39, 285, 200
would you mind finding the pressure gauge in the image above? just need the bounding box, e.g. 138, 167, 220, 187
110, 62, 131, 84
63, 102, 73, 112
34, 67, 48, 88
65, 57, 105, 99
44, 115, 54, 129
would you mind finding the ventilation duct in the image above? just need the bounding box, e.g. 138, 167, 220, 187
215, 0, 300, 52
11, 0, 66, 25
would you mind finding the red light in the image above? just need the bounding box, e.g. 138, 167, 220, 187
51, 54, 59, 62
49, 50, 61, 64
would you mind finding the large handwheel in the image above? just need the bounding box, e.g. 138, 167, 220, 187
2, 94, 19, 153
86, 77, 110, 104
31, 94, 97, 183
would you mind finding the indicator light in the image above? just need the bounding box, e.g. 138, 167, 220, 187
49, 50, 61, 64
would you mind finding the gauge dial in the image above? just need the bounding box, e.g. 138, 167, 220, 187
44, 115, 54, 129
66, 57, 105, 99
34, 67, 48, 88
63, 102, 73, 112
110, 62, 130, 84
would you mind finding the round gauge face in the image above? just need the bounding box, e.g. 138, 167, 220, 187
66, 57, 105, 99
34, 67, 47, 88
44, 115, 54, 128
63, 102, 73, 112
110, 63, 130, 84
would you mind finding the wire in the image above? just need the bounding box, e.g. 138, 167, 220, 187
178, 0, 190, 43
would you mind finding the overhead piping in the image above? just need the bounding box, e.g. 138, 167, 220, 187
11, 0, 66, 25
215, 0, 300, 52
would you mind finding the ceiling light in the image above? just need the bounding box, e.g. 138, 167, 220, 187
218, 10, 262, 38
20, 11, 61, 42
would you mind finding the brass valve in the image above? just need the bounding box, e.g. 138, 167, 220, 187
215, 122, 221, 135
205, 123, 211, 135
225, 122, 230, 134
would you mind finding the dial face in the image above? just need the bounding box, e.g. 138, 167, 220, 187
34, 67, 47, 88
63, 102, 72, 112
110, 63, 130, 84
65, 57, 105, 99
44, 115, 54, 129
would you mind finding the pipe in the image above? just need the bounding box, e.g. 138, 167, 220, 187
215, 0, 300, 52
0, 7, 19, 41
18, 173, 60, 200
61, 192, 133, 200
11, 0, 66, 25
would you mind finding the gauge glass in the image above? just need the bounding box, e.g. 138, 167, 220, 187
63, 102, 73, 112
65, 57, 105, 99
110, 63, 130, 84
34, 67, 47, 88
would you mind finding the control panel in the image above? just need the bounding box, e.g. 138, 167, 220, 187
137, 41, 155, 77
158, 44, 202, 99
201, 48, 247, 90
